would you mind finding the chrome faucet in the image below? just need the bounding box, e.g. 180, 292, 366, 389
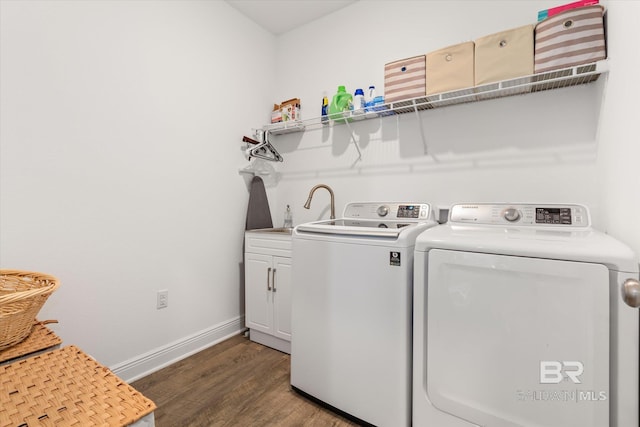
303, 184, 335, 219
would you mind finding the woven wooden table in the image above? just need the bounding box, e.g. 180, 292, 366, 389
0, 322, 62, 365
0, 345, 156, 426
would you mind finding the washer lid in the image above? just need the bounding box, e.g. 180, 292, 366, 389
296, 219, 419, 238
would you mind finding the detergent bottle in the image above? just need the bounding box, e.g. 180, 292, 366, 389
321, 93, 329, 124
365, 85, 376, 112
328, 85, 352, 123
351, 88, 365, 116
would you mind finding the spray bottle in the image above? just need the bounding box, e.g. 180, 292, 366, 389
283, 205, 293, 228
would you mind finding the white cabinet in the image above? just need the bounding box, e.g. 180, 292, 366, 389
244, 229, 292, 354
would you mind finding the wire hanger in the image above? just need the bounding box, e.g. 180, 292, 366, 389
243, 130, 283, 162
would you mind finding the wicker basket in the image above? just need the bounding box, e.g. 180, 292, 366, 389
0, 270, 60, 350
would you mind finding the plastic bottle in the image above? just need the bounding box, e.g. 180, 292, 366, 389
373, 95, 385, 111
321, 94, 329, 124
351, 88, 365, 116
365, 85, 376, 112
373, 95, 391, 116
328, 85, 353, 123
283, 205, 293, 228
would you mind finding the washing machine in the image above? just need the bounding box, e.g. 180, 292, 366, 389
291, 202, 438, 427
413, 203, 639, 427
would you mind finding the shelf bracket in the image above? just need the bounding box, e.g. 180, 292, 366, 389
412, 100, 428, 155
343, 119, 362, 161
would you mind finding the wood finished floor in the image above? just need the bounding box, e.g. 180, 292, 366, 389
131, 333, 360, 426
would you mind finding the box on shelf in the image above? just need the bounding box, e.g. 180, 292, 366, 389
537, 0, 599, 21
271, 98, 301, 123
474, 24, 534, 86
384, 55, 426, 103
534, 5, 606, 74
426, 41, 475, 95
281, 98, 301, 122
271, 104, 282, 123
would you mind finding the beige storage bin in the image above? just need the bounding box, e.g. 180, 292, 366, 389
384, 55, 426, 103
475, 24, 534, 85
534, 5, 606, 73
426, 41, 475, 95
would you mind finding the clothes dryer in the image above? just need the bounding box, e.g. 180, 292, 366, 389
413, 203, 639, 427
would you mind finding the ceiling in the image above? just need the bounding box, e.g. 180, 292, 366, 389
225, 0, 358, 35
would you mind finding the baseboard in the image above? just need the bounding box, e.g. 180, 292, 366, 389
249, 329, 291, 354
111, 316, 245, 383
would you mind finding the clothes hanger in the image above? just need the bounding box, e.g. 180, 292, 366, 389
242, 130, 283, 162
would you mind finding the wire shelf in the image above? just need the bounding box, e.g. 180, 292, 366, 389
263, 60, 608, 136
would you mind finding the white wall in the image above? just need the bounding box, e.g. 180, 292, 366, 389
0, 0, 276, 375
1, 0, 637, 382
265, 0, 640, 261
596, 0, 640, 256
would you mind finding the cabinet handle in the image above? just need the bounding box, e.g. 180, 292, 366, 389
267, 267, 272, 291
272, 268, 277, 292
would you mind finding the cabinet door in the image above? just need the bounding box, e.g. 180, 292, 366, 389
245, 253, 273, 334
272, 256, 292, 341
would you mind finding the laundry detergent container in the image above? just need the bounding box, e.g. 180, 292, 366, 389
534, 5, 606, 73
426, 41, 475, 95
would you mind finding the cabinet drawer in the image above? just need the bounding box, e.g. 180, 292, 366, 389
244, 231, 292, 257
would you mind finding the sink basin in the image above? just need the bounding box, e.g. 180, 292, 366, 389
247, 227, 293, 235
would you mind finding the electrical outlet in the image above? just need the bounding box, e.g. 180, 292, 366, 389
157, 290, 168, 309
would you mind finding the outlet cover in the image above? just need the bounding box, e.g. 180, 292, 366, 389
157, 290, 168, 309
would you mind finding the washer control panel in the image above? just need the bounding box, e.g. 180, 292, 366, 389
343, 202, 431, 221
449, 203, 590, 227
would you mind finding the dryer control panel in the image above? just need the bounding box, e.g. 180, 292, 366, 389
449, 203, 590, 227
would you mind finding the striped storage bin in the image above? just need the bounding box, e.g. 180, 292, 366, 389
384, 55, 426, 103
534, 5, 606, 73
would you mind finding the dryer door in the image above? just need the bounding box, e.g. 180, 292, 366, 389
426, 249, 610, 427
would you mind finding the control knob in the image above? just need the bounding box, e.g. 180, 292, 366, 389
503, 208, 521, 222
377, 205, 390, 217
